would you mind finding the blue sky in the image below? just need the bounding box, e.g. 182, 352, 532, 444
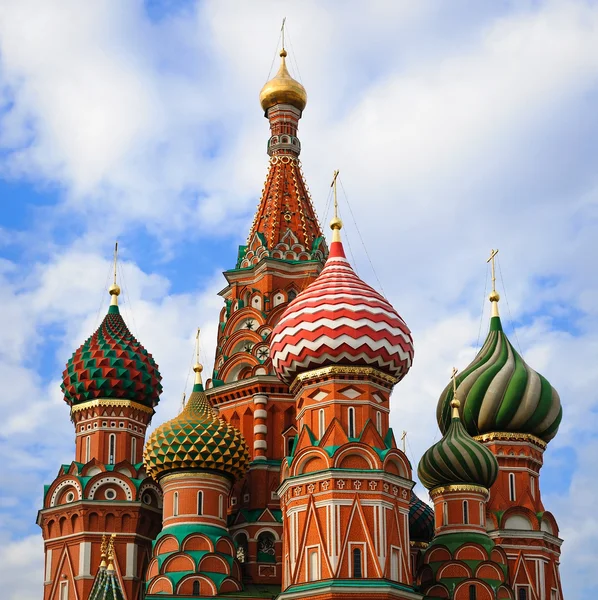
1, 1, 597, 598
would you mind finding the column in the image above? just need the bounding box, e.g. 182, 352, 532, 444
253, 394, 268, 460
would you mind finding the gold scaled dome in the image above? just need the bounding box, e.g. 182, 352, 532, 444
259, 49, 307, 113
143, 366, 250, 481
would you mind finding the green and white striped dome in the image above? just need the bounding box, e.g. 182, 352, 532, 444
436, 315, 562, 442
419, 400, 498, 491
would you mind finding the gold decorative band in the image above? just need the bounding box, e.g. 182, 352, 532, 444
291, 365, 397, 391
430, 484, 489, 498
410, 540, 429, 549
160, 471, 230, 484
70, 398, 155, 415
474, 431, 546, 449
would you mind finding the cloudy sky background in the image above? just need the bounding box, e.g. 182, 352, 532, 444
0, 0, 596, 598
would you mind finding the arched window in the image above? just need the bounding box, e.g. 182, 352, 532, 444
530, 475, 535, 498
173, 492, 179, 517
218, 494, 224, 519
257, 532, 276, 563
469, 584, 477, 600
518, 588, 528, 600
308, 548, 319, 581
319, 409, 325, 438
352, 548, 363, 578
197, 491, 203, 515
287, 436, 295, 456
108, 434, 116, 465
442, 502, 448, 525
348, 407, 356, 438
479, 502, 485, 526
131, 437, 136, 464
288, 290, 297, 302
85, 436, 91, 462
376, 411, 382, 434
463, 500, 469, 524
193, 581, 200, 595
509, 473, 516, 502
235, 534, 248, 563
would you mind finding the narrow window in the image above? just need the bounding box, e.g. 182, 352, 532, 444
442, 502, 448, 525
530, 475, 535, 499
218, 494, 224, 519
463, 500, 469, 524
469, 584, 477, 600
509, 473, 516, 502
348, 407, 356, 438
518, 588, 528, 600
197, 491, 203, 515
287, 436, 295, 456
479, 502, 485, 526
108, 434, 116, 465
173, 492, 179, 517
288, 290, 297, 302
352, 548, 362, 578
60, 581, 69, 600
319, 409, 325, 438
131, 437, 137, 464
193, 580, 200, 595
85, 436, 91, 462
376, 411, 382, 434
308, 548, 319, 581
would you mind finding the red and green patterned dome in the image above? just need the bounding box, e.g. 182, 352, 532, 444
62, 303, 162, 408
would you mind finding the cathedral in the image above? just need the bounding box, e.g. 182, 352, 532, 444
37, 45, 564, 600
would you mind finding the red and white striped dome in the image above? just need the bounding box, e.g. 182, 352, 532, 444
270, 233, 414, 384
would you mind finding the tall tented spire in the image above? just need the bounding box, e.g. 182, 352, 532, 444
238, 48, 327, 269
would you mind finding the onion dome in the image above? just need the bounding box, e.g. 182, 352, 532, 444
436, 298, 562, 443
270, 217, 414, 384
259, 49, 307, 113
144, 363, 250, 481
409, 491, 435, 543
61, 281, 162, 408
418, 399, 498, 492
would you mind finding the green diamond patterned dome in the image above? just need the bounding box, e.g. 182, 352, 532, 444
419, 400, 498, 491
62, 305, 162, 408
143, 378, 250, 481
437, 315, 562, 442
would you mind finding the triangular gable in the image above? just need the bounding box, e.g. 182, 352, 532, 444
291, 496, 334, 585
293, 425, 317, 453
49, 544, 80, 600
358, 419, 386, 451
512, 551, 538, 600
335, 495, 382, 579
319, 418, 349, 449
257, 508, 276, 523
387, 503, 410, 580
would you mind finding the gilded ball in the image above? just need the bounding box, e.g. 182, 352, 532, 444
193, 363, 203, 373
450, 398, 461, 409
330, 216, 343, 231
109, 283, 121, 296
489, 290, 500, 302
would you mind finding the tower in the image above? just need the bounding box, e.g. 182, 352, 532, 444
37, 254, 164, 600
269, 209, 417, 599
205, 46, 327, 586
436, 252, 564, 599
143, 341, 251, 597
417, 380, 513, 599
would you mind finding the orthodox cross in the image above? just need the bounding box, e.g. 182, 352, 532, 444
487, 248, 499, 294
113, 241, 118, 287
451, 366, 459, 397
401, 430, 407, 453
281, 17, 286, 51
330, 169, 340, 220
195, 328, 201, 363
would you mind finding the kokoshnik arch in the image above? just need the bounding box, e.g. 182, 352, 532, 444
37, 43, 564, 600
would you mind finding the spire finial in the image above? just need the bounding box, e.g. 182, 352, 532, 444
106, 533, 116, 572
401, 430, 407, 454
109, 241, 121, 306
330, 170, 343, 241
281, 17, 286, 55
193, 328, 203, 386
99, 534, 108, 569
487, 248, 500, 317
451, 367, 461, 419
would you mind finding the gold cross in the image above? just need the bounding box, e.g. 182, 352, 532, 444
487, 248, 499, 294
330, 170, 340, 219
451, 366, 459, 396
195, 328, 201, 364
113, 241, 118, 286
401, 430, 407, 453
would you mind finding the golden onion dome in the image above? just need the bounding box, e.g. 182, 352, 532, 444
259, 49, 307, 113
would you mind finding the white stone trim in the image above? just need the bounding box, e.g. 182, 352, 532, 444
254, 425, 268, 434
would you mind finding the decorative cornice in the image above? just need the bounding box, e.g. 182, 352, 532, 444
409, 540, 429, 549
474, 431, 546, 450
70, 398, 154, 415
430, 484, 489, 498
290, 365, 397, 392
159, 471, 229, 484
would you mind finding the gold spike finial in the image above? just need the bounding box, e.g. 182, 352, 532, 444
451, 367, 461, 418
193, 328, 203, 385
99, 534, 108, 569
109, 241, 121, 305
487, 249, 500, 317
106, 533, 116, 572
330, 170, 342, 241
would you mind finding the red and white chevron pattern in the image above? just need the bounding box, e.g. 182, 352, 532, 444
270, 239, 414, 384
